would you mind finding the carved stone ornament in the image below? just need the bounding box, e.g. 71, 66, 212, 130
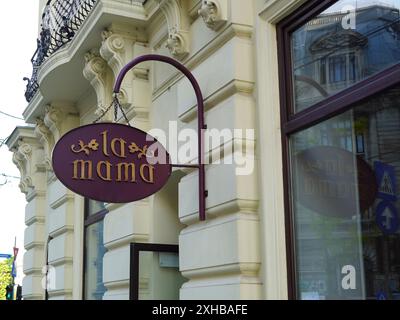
156, 0, 190, 59
99, 27, 143, 112
35, 118, 54, 171
12, 142, 34, 194
198, 0, 225, 31
84, 49, 107, 79
100, 29, 127, 72
83, 49, 113, 120
166, 28, 188, 58
44, 105, 63, 139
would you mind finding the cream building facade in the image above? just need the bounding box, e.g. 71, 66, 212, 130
7, 0, 400, 300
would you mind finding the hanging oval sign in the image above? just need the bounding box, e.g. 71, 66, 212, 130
52, 123, 172, 203
295, 146, 377, 218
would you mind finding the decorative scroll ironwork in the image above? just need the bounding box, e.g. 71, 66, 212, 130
24, 0, 97, 102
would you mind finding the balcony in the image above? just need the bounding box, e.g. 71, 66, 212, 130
24, 0, 97, 102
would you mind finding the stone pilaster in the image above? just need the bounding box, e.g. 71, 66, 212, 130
42, 104, 79, 299
7, 127, 47, 300
174, 1, 260, 298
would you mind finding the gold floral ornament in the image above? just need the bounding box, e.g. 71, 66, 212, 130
71, 139, 99, 155
128, 142, 154, 159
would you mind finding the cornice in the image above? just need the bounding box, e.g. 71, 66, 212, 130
259, 0, 308, 23
22, 90, 45, 123
6, 126, 37, 151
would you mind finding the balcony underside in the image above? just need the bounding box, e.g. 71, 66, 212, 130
23, 0, 150, 123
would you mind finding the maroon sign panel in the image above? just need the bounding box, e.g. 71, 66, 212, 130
52, 123, 172, 203
295, 146, 377, 217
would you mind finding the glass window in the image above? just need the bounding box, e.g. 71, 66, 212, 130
130, 244, 187, 300
87, 201, 106, 216
329, 54, 347, 83
83, 200, 107, 300
138, 251, 186, 300
291, 0, 400, 112
290, 84, 400, 299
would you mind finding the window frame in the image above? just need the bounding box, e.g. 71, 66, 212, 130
129, 243, 179, 300
276, 0, 400, 299
82, 199, 108, 300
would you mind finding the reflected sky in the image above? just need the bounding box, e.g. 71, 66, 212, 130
326, 0, 400, 13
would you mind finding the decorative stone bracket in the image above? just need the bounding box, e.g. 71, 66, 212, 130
83, 49, 114, 119
34, 105, 79, 172
198, 0, 227, 31
8, 128, 44, 195
100, 27, 149, 111
35, 118, 54, 172
156, 0, 191, 59
13, 142, 34, 194
99, 26, 152, 124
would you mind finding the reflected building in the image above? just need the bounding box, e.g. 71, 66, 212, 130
291, 4, 400, 299
294, 4, 400, 110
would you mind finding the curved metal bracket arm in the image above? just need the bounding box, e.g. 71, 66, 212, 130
113, 54, 207, 221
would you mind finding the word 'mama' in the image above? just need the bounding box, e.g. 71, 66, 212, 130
70, 130, 155, 184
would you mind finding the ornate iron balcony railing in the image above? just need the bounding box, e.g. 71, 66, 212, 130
24, 0, 97, 102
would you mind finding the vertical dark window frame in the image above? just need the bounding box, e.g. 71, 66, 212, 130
82, 199, 108, 300
129, 243, 179, 300
276, 0, 400, 299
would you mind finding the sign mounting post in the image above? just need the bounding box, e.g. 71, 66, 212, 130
113, 54, 207, 221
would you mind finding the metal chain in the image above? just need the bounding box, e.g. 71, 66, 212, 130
118, 99, 132, 127
93, 95, 132, 127
92, 100, 114, 124
114, 97, 118, 122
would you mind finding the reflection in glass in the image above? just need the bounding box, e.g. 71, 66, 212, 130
84, 220, 107, 300
291, 0, 400, 112
290, 84, 400, 300
87, 201, 106, 216
138, 251, 186, 300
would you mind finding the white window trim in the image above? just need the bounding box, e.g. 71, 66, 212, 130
254, 0, 310, 300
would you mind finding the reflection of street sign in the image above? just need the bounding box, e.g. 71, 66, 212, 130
376, 201, 399, 235
375, 162, 397, 202
377, 291, 387, 300
11, 261, 16, 278
13, 247, 19, 260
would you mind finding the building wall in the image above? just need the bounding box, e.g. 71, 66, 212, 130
7, 0, 313, 300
